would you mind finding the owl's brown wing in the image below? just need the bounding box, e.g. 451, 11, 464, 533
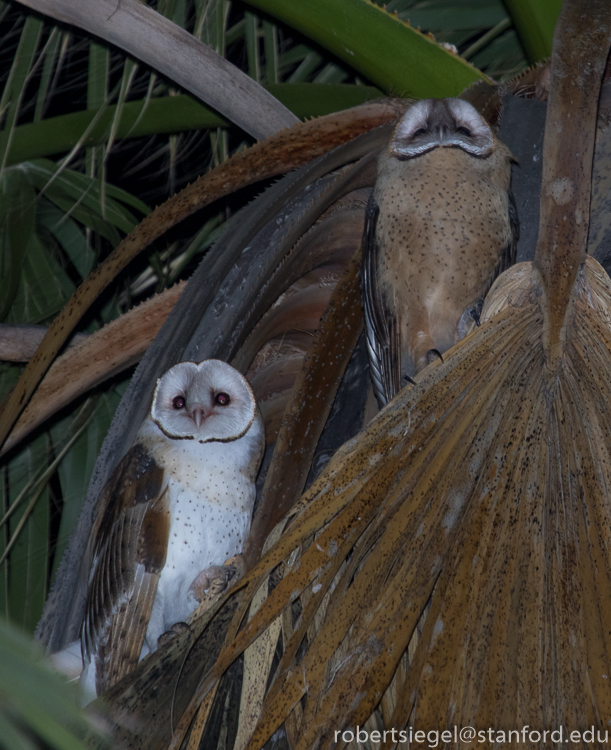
468, 188, 519, 329
486, 188, 520, 297
504, 188, 519, 269
80, 443, 171, 696
361, 192, 401, 406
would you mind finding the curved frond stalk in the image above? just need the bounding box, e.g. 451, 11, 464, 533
13, 0, 298, 140
242, 250, 364, 568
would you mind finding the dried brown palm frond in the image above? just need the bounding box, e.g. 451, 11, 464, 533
200, 258, 609, 750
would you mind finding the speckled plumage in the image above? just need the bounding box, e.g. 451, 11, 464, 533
136, 418, 259, 643
80, 359, 264, 702
361, 98, 518, 405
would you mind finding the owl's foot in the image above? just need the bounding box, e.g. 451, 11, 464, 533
189, 555, 245, 602
157, 621, 191, 647
470, 298, 484, 326
426, 348, 443, 365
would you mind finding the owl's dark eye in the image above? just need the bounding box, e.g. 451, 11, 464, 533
172, 395, 186, 409
215, 392, 231, 406
456, 126, 471, 137
413, 127, 427, 137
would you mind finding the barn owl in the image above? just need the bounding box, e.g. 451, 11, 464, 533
361, 97, 518, 405
79, 359, 265, 702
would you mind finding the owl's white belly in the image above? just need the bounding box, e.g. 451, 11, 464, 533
143, 459, 255, 652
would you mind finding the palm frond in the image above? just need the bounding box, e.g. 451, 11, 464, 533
0, 616, 104, 750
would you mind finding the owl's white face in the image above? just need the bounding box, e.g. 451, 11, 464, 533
150, 359, 258, 443
391, 98, 494, 159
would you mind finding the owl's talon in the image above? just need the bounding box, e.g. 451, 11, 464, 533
189, 555, 244, 602
157, 621, 190, 647
427, 348, 444, 365
470, 299, 484, 327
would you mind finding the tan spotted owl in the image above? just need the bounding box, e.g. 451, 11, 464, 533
361, 97, 518, 405
79, 359, 265, 701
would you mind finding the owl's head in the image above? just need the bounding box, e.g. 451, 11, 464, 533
150, 359, 259, 443
390, 98, 494, 159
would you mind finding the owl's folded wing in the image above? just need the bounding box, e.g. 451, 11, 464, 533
80, 443, 170, 696
483, 189, 520, 305
502, 189, 519, 275
361, 192, 401, 407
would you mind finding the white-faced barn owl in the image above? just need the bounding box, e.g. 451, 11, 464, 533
79, 359, 264, 702
361, 97, 518, 405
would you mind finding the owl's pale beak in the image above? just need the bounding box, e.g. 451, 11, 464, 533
189, 404, 210, 428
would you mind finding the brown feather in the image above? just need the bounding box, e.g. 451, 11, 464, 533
99, 570, 159, 694
361, 193, 401, 405
80, 444, 169, 695
137, 488, 171, 574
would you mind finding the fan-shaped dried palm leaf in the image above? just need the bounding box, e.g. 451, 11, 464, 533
213, 256, 610, 750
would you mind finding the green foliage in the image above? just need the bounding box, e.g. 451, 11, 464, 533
503, 0, 562, 63
243, 0, 488, 97
0, 616, 103, 750
386, 0, 530, 79
0, 156, 146, 625
7, 85, 384, 165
